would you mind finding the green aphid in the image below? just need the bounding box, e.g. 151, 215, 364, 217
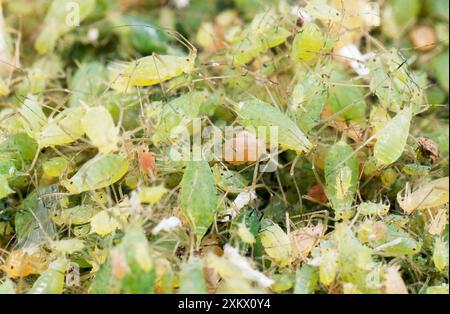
180, 160, 217, 247
433, 236, 449, 271
118, 224, 156, 294
291, 71, 327, 133
42, 157, 70, 179
52, 204, 99, 226
230, 11, 291, 65
402, 164, 431, 177
62, 154, 129, 194
324, 140, 359, 220
357, 201, 390, 217
234, 99, 312, 154
374, 107, 412, 166
291, 23, 326, 63
152, 91, 210, 144
212, 164, 249, 194
372, 224, 422, 256
69, 62, 108, 108
28, 258, 68, 294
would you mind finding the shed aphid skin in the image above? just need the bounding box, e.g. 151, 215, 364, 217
397, 177, 449, 214
109, 29, 197, 92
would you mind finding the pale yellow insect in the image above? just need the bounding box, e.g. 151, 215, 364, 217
109, 31, 197, 92
81, 106, 120, 153
397, 177, 449, 214
37, 107, 85, 147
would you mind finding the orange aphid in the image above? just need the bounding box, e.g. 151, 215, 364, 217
137, 145, 157, 175
0, 247, 48, 278
110, 248, 128, 279
410, 26, 437, 52
223, 131, 266, 166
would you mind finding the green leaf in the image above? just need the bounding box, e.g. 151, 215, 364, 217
180, 160, 217, 246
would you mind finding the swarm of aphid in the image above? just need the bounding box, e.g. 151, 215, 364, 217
0, 0, 448, 294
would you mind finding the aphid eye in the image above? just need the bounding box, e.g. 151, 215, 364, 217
10, 265, 14, 269
186, 58, 190, 62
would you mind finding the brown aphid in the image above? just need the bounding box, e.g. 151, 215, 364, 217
410, 26, 437, 52
307, 184, 328, 203
223, 131, 266, 166
137, 145, 157, 175
416, 136, 440, 164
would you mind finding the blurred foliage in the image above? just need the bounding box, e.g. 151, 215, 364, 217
0, 0, 448, 294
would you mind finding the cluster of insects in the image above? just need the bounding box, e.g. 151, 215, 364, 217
0, 0, 448, 294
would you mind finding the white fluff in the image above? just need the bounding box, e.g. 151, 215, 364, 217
87, 28, 99, 42
233, 190, 257, 210
223, 244, 274, 288
337, 44, 374, 76
291, 6, 312, 22
152, 216, 182, 235
173, 0, 190, 9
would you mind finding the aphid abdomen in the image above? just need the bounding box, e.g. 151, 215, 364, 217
324, 140, 359, 220
374, 107, 412, 165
